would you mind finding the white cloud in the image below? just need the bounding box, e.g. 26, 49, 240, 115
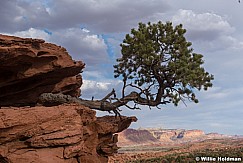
12, 28, 51, 40
48, 28, 109, 66
45, 0, 171, 32
173, 10, 234, 35
172, 10, 243, 52
83, 35, 104, 50
0, 0, 50, 32
81, 28, 90, 33
82, 80, 111, 92
82, 70, 107, 80
3, 27, 115, 91
0, 0, 170, 33
81, 79, 123, 99
3, 27, 109, 66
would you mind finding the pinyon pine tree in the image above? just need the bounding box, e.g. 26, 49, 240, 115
112, 21, 213, 110
40, 21, 214, 116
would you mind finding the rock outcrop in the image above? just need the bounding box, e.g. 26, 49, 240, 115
118, 129, 158, 146
158, 131, 178, 141
149, 129, 205, 141
178, 129, 205, 139
118, 128, 212, 147
0, 105, 137, 163
0, 34, 137, 163
0, 34, 85, 106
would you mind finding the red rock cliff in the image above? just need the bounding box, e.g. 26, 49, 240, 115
0, 105, 137, 163
0, 34, 136, 163
0, 34, 85, 106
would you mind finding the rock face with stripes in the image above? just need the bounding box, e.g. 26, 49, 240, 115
0, 104, 137, 163
0, 34, 85, 107
0, 34, 137, 163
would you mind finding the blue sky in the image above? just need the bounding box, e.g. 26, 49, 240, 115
1, 0, 243, 135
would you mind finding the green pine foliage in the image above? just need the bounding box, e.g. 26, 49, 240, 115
114, 21, 214, 106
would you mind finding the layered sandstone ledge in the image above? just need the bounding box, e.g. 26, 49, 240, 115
0, 104, 137, 163
0, 34, 137, 163
0, 34, 85, 106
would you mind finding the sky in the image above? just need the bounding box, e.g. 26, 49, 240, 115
1, 0, 243, 135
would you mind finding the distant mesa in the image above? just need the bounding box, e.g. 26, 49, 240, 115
118, 129, 159, 146
118, 128, 232, 147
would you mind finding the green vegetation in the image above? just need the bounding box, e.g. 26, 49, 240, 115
80, 21, 214, 116
119, 146, 171, 153
113, 21, 213, 110
125, 147, 243, 163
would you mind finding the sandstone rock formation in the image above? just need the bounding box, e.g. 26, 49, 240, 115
0, 34, 137, 163
118, 128, 219, 147
118, 129, 158, 146
0, 105, 137, 163
149, 129, 205, 141
0, 34, 85, 106
158, 131, 178, 141
178, 129, 205, 138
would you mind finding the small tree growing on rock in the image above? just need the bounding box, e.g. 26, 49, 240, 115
112, 21, 213, 109
39, 21, 214, 116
